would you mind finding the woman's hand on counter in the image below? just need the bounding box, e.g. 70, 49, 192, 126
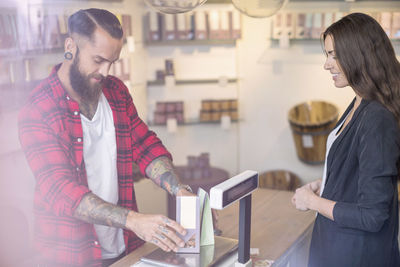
125, 211, 187, 252
292, 186, 317, 211
308, 179, 322, 195
291, 178, 322, 211
291, 180, 336, 221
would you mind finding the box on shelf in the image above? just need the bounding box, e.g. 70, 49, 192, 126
183, 153, 211, 179
161, 13, 177, 41
154, 101, 185, 125
392, 12, 400, 39
144, 7, 241, 43
230, 10, 241, 39
200, 110, 212, 122
294, 13, 306, 39
210, 111, 221, 122
146, 11, 161, 41
165, 59, 175, 76
121, 14, 132, 40
272, 11, 396, 41
195, 10, 208, 40
380, 12, 392, 37
199, 99, 238, 122
311, 13, 323, 39
220, 10, 231, 39
176, 13, 194, 40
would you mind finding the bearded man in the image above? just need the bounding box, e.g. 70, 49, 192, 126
18, 8, 193, 267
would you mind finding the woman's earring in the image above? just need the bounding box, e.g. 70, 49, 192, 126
64, 51, 73, 60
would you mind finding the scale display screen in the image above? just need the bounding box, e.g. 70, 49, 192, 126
222, 173, 258, 207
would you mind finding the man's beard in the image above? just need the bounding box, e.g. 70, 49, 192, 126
69, 51, 104, 102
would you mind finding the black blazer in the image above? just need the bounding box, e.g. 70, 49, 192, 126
309, 99, 400, 267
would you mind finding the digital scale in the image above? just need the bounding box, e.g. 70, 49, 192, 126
140, 170, 259, 267
210, 170, 258, 267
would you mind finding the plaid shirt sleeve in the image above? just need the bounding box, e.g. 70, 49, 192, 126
18, 101, 90, 217
109, 76, 172, 175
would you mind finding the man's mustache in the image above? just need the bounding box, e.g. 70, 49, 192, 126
89, 74, 105, 82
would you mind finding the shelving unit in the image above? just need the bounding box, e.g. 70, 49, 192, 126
145, 39, 237, 46
147, 78, 238, 86
148, 119, 240, 127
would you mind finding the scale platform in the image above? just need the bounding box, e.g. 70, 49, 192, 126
140, 236, 238, 267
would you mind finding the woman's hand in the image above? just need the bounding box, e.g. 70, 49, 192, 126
292, 179, 321, 211
307, 179, 322, 195
292, 185, 318, 211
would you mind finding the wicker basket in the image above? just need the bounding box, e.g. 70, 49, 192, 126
288, 101, 338, 164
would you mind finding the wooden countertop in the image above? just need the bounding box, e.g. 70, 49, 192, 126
112, 188, 315, 266
217, 188, 315, 262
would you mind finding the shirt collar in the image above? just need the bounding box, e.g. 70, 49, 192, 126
47, 63, 72, 102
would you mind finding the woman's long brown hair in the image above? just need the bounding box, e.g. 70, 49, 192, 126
323, 13, 400, 126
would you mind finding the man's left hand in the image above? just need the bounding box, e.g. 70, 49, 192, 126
176, 188, 195, 197
176, 188, 220, 235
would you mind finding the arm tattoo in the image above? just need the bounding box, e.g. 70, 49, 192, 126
74, 192, 129, 229
145, 156, 180, 195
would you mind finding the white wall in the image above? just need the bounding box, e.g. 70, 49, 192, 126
142, 1, 400, 186
236, 1, 400, 183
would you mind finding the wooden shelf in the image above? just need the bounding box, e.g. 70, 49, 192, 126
148, 119, 240, 126
206, 0, 232, 3
147, 78, 237, 86
146, 39, 237, 46
0, 47, 64, 59
270, 38, 400, 45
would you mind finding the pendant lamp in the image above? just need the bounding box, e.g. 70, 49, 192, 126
144, 0, 208, 14
232, 0, 286, 18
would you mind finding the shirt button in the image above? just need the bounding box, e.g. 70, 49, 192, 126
94, 241, 99, 246
77, 138, 82, 142
74, 111, 79, 116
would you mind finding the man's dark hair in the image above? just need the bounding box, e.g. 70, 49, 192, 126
68, 8, 123, 40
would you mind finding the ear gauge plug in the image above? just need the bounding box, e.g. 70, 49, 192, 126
64, 51, 73, 60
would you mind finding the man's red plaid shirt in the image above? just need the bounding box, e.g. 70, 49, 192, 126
18, 65, 172, 267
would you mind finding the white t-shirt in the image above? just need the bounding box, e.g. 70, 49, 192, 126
81, 93, 125, 259
320, 114, 349, 196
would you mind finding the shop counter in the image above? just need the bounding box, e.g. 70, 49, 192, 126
111, 188, 315, 267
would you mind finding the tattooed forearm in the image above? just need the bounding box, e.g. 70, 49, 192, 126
145, 156, 180, 195
73, 193, 129, 229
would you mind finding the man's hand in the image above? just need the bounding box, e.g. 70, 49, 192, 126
73, 193, 188, 252
176, 188, 220, 235
176, 188, 195, 197
126, 211, 186, 252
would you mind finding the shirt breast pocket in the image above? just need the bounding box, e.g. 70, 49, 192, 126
57, 131, 75, 162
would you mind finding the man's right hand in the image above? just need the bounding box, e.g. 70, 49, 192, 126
126, 211, 187, 252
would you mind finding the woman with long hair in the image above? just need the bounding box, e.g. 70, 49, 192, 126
292, 13, 400, 267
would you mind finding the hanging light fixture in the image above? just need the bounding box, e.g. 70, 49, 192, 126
232, 0, 287, 18
144, 0, 208, 14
